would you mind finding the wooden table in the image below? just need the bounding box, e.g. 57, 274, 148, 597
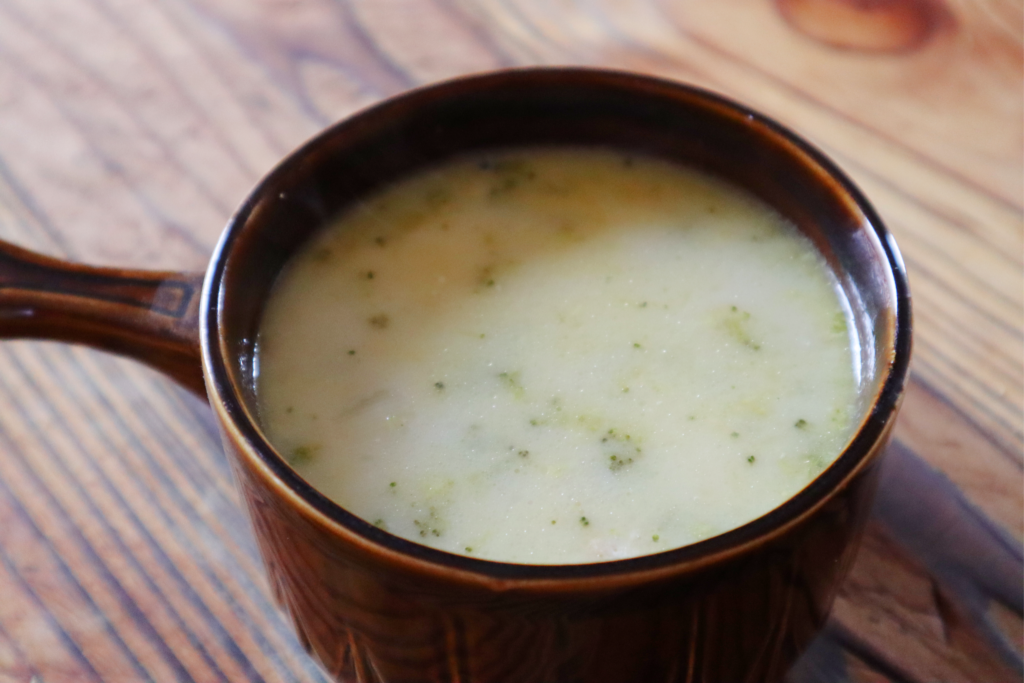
0, 1, 1019, 681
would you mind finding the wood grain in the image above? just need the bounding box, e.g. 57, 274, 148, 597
0, 1, 1019, 681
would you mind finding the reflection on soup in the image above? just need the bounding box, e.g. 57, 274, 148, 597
256, 148, 860, 564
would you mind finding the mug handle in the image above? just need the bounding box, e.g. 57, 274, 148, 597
0, 239, 206, 397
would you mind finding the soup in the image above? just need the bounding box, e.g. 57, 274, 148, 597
255, 148, 860, 564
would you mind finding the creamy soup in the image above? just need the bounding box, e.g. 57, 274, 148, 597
256, 149, 860, 564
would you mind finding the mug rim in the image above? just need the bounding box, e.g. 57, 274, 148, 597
199, 66, 912, 587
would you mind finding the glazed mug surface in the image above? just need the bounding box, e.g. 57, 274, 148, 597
0, 68, 911, 682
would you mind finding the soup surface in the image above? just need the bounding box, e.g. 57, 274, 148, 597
256, 148, 860, 564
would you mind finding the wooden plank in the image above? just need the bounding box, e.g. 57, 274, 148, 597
0, 1, 1018, 681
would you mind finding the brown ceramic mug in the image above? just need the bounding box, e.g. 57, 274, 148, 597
0, 68, 911, 682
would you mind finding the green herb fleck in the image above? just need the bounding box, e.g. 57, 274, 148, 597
348, 349, 356, 355
633, 342, 642, 348
413, 507, 444, 538
435, 381, 445, 391
518, 450, 529, 458
485, 159, 537, 198
551, 520, 556, 525
389, 481, 397, 488
795, 419, 808, 429
609, 454, 635, 472
498, 371, 525, 399
832, 311, 848, 334
414, 522, 441, 537
369, 313, 390, 329
373, 518, 387, 530
639, 301, 647, 308
288, 444, 319, 465
476, 266, 498, 290
731, 431, 740, 438
722, 306, 761, 350
365, 270, 375, 280
465, 547, 473, 553
652, 534, 660, 542
747, 455, 756, 464
580, 516, 590, 527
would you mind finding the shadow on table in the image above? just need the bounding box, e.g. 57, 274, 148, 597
787, 440, 1023, 682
